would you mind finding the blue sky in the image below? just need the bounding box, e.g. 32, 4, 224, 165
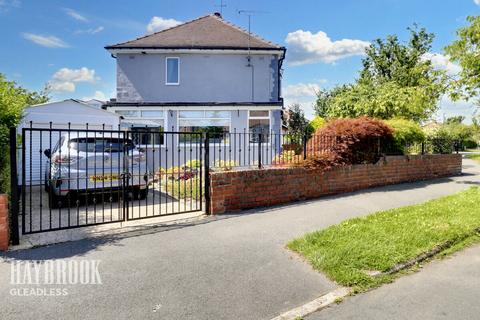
0, 0, 479, 120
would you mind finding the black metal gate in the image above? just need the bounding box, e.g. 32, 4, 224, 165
12, 125, 206, 235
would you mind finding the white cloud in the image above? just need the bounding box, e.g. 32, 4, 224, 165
422, 52, 461, 75
0, 0, 20, 12
474, 0, 480, 6
82, 91, 107, 101
146, 16, 182, 33
285, 30, 370, 65
50, 81, 75, 92
22, 33, 69, 48
75, 26, 104, 35
64, 8, 88, 22
283, 81, 327, 119
283, 82, 322, 99
49, 67, 96, 92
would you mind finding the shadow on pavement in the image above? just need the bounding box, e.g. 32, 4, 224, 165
2, 165, 478, 261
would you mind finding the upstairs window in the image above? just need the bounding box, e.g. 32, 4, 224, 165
166, 57, 180, 85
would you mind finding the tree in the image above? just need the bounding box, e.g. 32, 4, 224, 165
313, 86, 350, 118
309, 116, 326, 131
444, 16, 480, 104
287, 104, 309, 133
0, 74, 48, 192
445, 116, 465, 125
316, 26, 446, 122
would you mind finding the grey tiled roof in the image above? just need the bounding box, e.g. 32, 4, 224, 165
105, 13, 284, 50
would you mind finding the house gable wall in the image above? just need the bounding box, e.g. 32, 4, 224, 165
116, 53, 280, 103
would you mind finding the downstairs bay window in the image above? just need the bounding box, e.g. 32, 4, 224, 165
116, 109, 165, 146
178, 111, 230, 143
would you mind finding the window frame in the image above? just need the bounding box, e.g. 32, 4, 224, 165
165, 57, 180, 86
115, 108, 166, 147
248, 110, 272, 144
177, 110, 232, 145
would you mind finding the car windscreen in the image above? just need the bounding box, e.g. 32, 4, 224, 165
68, 138, 134, 152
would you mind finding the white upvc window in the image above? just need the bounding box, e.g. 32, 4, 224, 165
248, 110, 270, 143
165, 57, 180, 85
178, 110, 231, 143
115, 109, 166, 146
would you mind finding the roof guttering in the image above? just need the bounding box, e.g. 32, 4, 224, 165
105, 45, 285, 50
105, 46, 286, 57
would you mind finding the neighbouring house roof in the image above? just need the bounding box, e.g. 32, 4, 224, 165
81, 99, 106, 109
26, 99, 119, 118
105, 13, 284, 51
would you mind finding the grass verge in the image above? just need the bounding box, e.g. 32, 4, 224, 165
288, 187, 480, 292
467, 154, 480, 162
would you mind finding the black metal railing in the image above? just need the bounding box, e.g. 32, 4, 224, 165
10, 122, 460, 237
15, 123, 205, 235
207, 131, 460, 171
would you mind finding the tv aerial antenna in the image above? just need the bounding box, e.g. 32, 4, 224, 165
237, 10, 268, 65
215, 0, 227, 16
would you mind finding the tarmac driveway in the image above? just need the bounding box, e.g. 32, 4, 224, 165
1, 158, 479, 320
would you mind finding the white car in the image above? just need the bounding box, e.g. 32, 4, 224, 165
44, 132, 148, 208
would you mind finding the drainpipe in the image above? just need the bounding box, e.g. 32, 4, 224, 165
278, 48, 286, 105
247, 57, 255, 102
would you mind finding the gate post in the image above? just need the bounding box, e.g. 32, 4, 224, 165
303, 133, 308, 160
9, 127, 19, 245
204, 133, 211, 214
121, 129, 129, 222
258, 133, 262, 169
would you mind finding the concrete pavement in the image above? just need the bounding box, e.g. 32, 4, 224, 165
307, 244, 480, 320
1, 158, 479, 320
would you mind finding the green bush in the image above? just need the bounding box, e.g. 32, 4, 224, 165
424, 127, 454, 154
165, 177, 202, 200
463, 139, 478, 149
185, 159, 201, 168
309, 116, 326, 131
0, 74, 48, 193
423, 121, 476, 153
384, 119, 425, 154
445, 123, 475, 142
213, 160, 238, 171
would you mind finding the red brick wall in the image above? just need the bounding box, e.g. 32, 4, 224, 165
0, 194, 9, 251
209, 154, 462, 214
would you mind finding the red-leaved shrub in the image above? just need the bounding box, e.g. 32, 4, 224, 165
296, 151, 341, 170
306, 117, 393, 165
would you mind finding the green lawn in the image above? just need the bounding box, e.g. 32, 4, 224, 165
288, 187, 480, 292
467, 154, 480, 162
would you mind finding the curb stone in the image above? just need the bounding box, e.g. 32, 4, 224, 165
270, 287, 351, 320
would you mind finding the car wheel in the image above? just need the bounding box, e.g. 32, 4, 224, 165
132, 187, 148, 200
138, 188, 148, 200
48, 186, 65, 209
